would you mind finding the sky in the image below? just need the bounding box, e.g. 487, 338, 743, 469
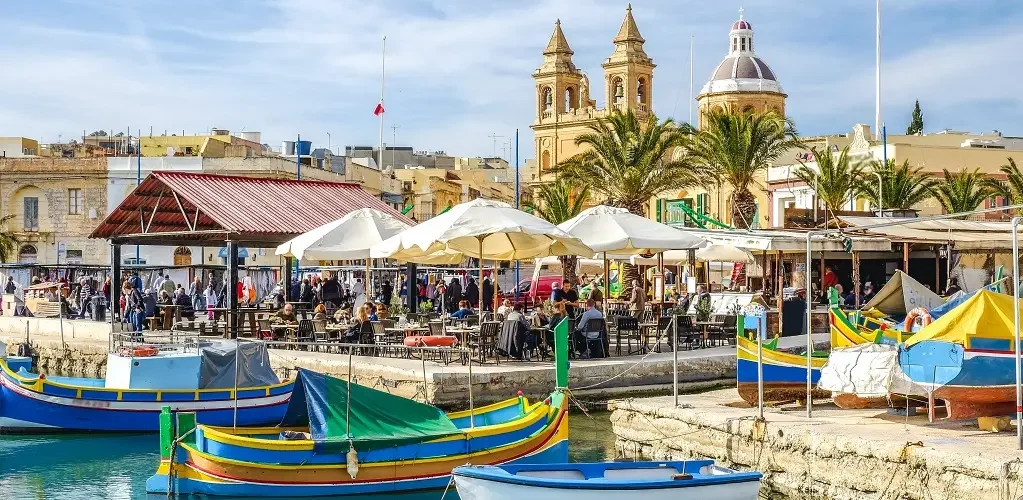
2, 0, 1020, 161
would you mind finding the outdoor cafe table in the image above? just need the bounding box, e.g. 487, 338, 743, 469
694, 320, 723, 348
271, 323, 298, 341
444, 325, 479, 344
155, 304, 182, 330
385, 325, 431, 337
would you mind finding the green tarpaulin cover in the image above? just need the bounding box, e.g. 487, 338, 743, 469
280, 369, 462, 452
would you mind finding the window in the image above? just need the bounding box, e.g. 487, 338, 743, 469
68, 188, 82, 215
741, 38, 746, 51
23, 197, 39, 231
124, 257, 147, 265
65, 249, 83, 265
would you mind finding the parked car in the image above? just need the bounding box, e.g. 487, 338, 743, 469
502, 279, 531, 301
528, 275, 563, 306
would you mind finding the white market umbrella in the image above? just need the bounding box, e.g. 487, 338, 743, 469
275, 208, 409, 261
695, 243, 754, 263
558, 205, 706, 311
372, 198, 592, 308
557, 205, 705, 253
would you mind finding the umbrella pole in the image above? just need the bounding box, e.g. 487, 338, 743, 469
658, 252, 665, 313
366, 259, 372, 302
478, 237, 484, 312
603, 252, 610, 313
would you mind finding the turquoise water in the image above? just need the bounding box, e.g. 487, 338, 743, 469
0, 412, 617, 499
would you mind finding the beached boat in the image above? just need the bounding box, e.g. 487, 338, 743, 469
897, 289, 1023, 419
0, 339, 292, 433
736, 334, 828, 405
146, 368, 569, 496
452, 460, 762, 500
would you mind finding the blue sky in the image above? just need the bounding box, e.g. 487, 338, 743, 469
2, 0, 1019, 160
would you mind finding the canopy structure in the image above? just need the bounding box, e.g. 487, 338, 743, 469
279, 369, 461, 452
557, 205, 705, 253
837, 216, 1015, 251
535, 255, 605, 276
91, 171, 411, 246
695, 244, 754, 263
372, 198, 592, 262
905, 289, 1018, 347
677, 227, 892, 253
275, 208, 410, 261
862, 270, 945, 317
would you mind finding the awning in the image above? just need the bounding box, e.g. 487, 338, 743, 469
837, 216, 1016, 250
676, 228, 892, 253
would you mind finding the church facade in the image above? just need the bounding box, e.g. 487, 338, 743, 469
530, 6, 787, 226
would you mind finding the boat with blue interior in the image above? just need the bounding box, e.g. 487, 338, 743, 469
0, 335, 292, 433
452, 460, 762, 500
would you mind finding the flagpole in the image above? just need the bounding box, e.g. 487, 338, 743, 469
379, 36, 386, 171
875, 0, 881, 139
688, 36, 694, 126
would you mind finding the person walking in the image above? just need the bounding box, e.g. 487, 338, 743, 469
76, 278, 92, 318
627, 279, 645, 316
204, 283, 218, 320
482, 277, 495, 312
464, 278, 479, 309
5, 276, 17, 294
189, 277, 203, 313
160, 274, 176, 297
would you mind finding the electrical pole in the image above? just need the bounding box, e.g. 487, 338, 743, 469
391, 124, 400, 169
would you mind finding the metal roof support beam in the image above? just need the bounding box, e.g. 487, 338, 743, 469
172, 192, 194, 231
144, 192, 164, 234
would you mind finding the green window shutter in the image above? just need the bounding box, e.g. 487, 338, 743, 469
656, 199, 663, 222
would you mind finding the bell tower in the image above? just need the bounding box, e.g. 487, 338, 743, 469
532, 20, 588, 178
601, 4, 655, 115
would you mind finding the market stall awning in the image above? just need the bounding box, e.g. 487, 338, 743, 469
90, 172, 411, 246
836, 216, 1016, 250
677, 228, 892, 253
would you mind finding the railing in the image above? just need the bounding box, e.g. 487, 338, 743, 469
110, 330, 202, 355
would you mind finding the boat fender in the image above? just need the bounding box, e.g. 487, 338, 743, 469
904, 307, 932, 332
346, 442, 360, 479
672, 473, 694, 480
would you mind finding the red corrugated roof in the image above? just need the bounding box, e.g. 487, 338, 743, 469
91, 171, 410, 244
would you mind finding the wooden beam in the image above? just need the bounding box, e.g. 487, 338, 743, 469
903, 242, 911, 273
853, 251, 861, 308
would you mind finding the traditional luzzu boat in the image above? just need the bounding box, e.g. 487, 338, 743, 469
452, 460, 762, 500
147, 321, 574, 497
897, 289, 1023, 420
736, 334, 828, 405
0, 339, 293, 433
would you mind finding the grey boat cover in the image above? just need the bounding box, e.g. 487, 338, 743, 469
198, 340, 280, 389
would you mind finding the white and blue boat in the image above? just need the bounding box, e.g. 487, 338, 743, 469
0, 339, 293, 433
452, 460, 762, 500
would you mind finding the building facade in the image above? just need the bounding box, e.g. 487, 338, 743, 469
530, 5, 654, 178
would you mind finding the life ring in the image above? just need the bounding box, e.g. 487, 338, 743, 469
904, 307, 932, 332
121, 345, 158, 357
403, 336, 457, 348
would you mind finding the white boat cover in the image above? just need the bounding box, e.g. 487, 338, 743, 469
861, 270, 944, 316
817, 343, 928, 397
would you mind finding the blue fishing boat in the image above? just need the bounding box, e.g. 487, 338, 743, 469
898, 289, 1021, 419
452, 461, 762, 500
0, 339, 292, 433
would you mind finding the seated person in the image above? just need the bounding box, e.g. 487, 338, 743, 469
274, 303, 298, 324
364, 302, 378, 321
375, 303, 389, 320
345, 305, 371, 343
545, 302, 568, 351
173, 288, 193, 317
157, 290, 174, 305
450, 300, 473, 319
496, 299, 513, 317
312, 303, 328, 321
574, 299, 606, 358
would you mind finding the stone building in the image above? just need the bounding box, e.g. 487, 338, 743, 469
530, 5, 654, 178
0, 157, 110, 269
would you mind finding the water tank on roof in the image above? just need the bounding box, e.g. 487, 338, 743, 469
296, 140, 312, 156
211, 128, 230, 136
240, 131, 261, 143
281, 141, 296, 155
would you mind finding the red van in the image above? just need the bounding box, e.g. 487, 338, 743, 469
528, 275, 563, 306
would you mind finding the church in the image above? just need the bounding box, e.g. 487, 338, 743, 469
530, 5, 787, 224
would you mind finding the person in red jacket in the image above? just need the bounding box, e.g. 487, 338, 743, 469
821, 265, 839, 301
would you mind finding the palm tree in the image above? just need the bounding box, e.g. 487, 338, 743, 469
0, 215, 18, 263
524, 178, 591, 284
857, 158, 935, 212
690, 109, 800, 229
931, 168, 992, 215
983, 157, 1023, 213
793, 145, 862, 220
552, 108, 704, 285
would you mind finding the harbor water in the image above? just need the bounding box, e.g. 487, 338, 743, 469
0, 411, 618, 499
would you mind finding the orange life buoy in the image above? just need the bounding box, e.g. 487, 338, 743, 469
120, 345, 158, 357
904, 307, 932, 332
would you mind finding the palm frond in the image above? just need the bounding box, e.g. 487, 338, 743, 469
793, 145, 862, 214
930, 168, 991, 215
0, 214, 19, 263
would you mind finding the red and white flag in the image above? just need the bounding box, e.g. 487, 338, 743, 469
373, 102, 385, 116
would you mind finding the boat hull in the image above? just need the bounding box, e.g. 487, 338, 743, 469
899, 341, 1022, 419
147, 394, 570, 496
454, 474, 759, 500
736, 336, 827, 405
0, 361, 293, 433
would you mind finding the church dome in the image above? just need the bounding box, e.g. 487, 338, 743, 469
700, 12, 784, 96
